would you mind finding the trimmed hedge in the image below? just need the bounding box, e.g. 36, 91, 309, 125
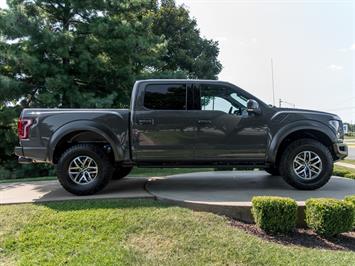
305, 198, 354, 237
344, 195, 355, 227
251, 196, 297, 234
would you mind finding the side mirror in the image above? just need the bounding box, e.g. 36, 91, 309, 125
247, 99, 261, 115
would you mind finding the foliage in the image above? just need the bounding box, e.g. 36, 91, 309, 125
305, 198, 354, 237
251, 196, 297, 234
0, 0, 221, 178
1, 199, 355, 265
344, 195, 355, 227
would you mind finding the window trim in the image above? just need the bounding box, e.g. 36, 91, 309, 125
143, 83, 188, 111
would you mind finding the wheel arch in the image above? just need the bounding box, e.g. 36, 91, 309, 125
267, 122, 337, 166
49, 121, 123, 164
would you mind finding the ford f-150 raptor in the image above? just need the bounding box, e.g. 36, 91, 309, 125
15, 79, 348, 195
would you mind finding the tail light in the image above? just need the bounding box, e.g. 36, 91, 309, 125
18, 118, 33, 140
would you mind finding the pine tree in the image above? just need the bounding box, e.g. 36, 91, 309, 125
0, 0, 221, 178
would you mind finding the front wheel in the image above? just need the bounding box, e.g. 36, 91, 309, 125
56, 144, 113, 195
279, 139, 333, 190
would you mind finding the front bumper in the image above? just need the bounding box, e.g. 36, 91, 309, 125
333, 142, 348, 160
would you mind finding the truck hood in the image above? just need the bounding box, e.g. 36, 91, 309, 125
274, 107, 341, 121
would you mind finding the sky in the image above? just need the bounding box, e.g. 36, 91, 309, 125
175, 0, 355, 123
0, 0, 354, 122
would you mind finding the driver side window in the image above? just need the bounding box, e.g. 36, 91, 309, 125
198, 84, 248, 116
201, 96, 234, 113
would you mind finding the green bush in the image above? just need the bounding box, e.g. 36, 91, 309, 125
305, 198, 354, 237
344, 195, 355, 227
251, 196, 297, 234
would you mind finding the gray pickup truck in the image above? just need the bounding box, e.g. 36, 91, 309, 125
15, 79, 348, 195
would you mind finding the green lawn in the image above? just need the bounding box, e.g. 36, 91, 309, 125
0, 199, 354, 266
342, 159, 355, 165
333, 165, 355, 180
334, 160, 355, 180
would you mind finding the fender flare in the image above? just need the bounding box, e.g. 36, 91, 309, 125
48, 120, 123, 162
266, 120, 336, 163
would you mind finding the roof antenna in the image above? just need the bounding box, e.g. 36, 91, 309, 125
271, 58, 276, 106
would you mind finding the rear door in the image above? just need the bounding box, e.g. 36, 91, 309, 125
131, 82, 195, 162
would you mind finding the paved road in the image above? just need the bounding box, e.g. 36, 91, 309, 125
347, 147, 355, 160
146, 171, 355, 206
0, 177, 152, 204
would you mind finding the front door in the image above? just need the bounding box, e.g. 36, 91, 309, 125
191, 83, 268, 162
132, 82, 195, 162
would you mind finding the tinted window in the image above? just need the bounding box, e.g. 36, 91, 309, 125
199, 84, 248, 115
144, 84, 186, 110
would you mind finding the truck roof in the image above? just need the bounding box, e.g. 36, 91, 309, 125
135, 79, 233, 85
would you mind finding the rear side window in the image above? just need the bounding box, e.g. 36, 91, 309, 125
144, 84, 186, 110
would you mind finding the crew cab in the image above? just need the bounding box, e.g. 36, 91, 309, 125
15, 79, 348, 195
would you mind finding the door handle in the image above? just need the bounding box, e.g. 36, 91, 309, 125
197, 119, 212, 124
137, 119, 154, 125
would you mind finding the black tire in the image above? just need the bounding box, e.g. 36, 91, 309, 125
112, 166, 133, 180
56, 144, 113, 195
264, 166, 280, 176
279, 138, 333, 190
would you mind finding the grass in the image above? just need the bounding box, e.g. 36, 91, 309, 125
334, 159, 355, 180
0, 199, 354, 266
341, 159, 355, 165
0, 168, 213, 184
0, 175, 56, 184
333, 165, 355, 180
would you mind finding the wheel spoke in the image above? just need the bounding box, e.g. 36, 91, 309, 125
293, 151, 322, 180
68, 155, 98, 185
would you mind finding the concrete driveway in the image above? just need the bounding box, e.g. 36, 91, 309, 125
146, 171, 355, 206
0, 177, 152, 204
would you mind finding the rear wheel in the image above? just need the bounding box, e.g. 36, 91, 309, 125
112, 166, 133, 180
279, 139, 333, 190
56, 144, 113, 195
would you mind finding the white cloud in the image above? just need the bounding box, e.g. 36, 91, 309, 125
328, 64, 343, 71
338, 43, 355, 52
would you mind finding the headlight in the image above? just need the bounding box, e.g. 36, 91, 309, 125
329, 120, 343, 139
329, 120, 340, 132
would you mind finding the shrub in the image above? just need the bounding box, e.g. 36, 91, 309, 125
251, 196, 297, 234
344, 195, 355, 227
305, 198, 354, 237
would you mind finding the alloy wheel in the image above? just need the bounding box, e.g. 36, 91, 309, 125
68, 155, 98, 185
293, 151, 322, 180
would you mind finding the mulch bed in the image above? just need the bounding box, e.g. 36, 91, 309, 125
230, 219, 355, 251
